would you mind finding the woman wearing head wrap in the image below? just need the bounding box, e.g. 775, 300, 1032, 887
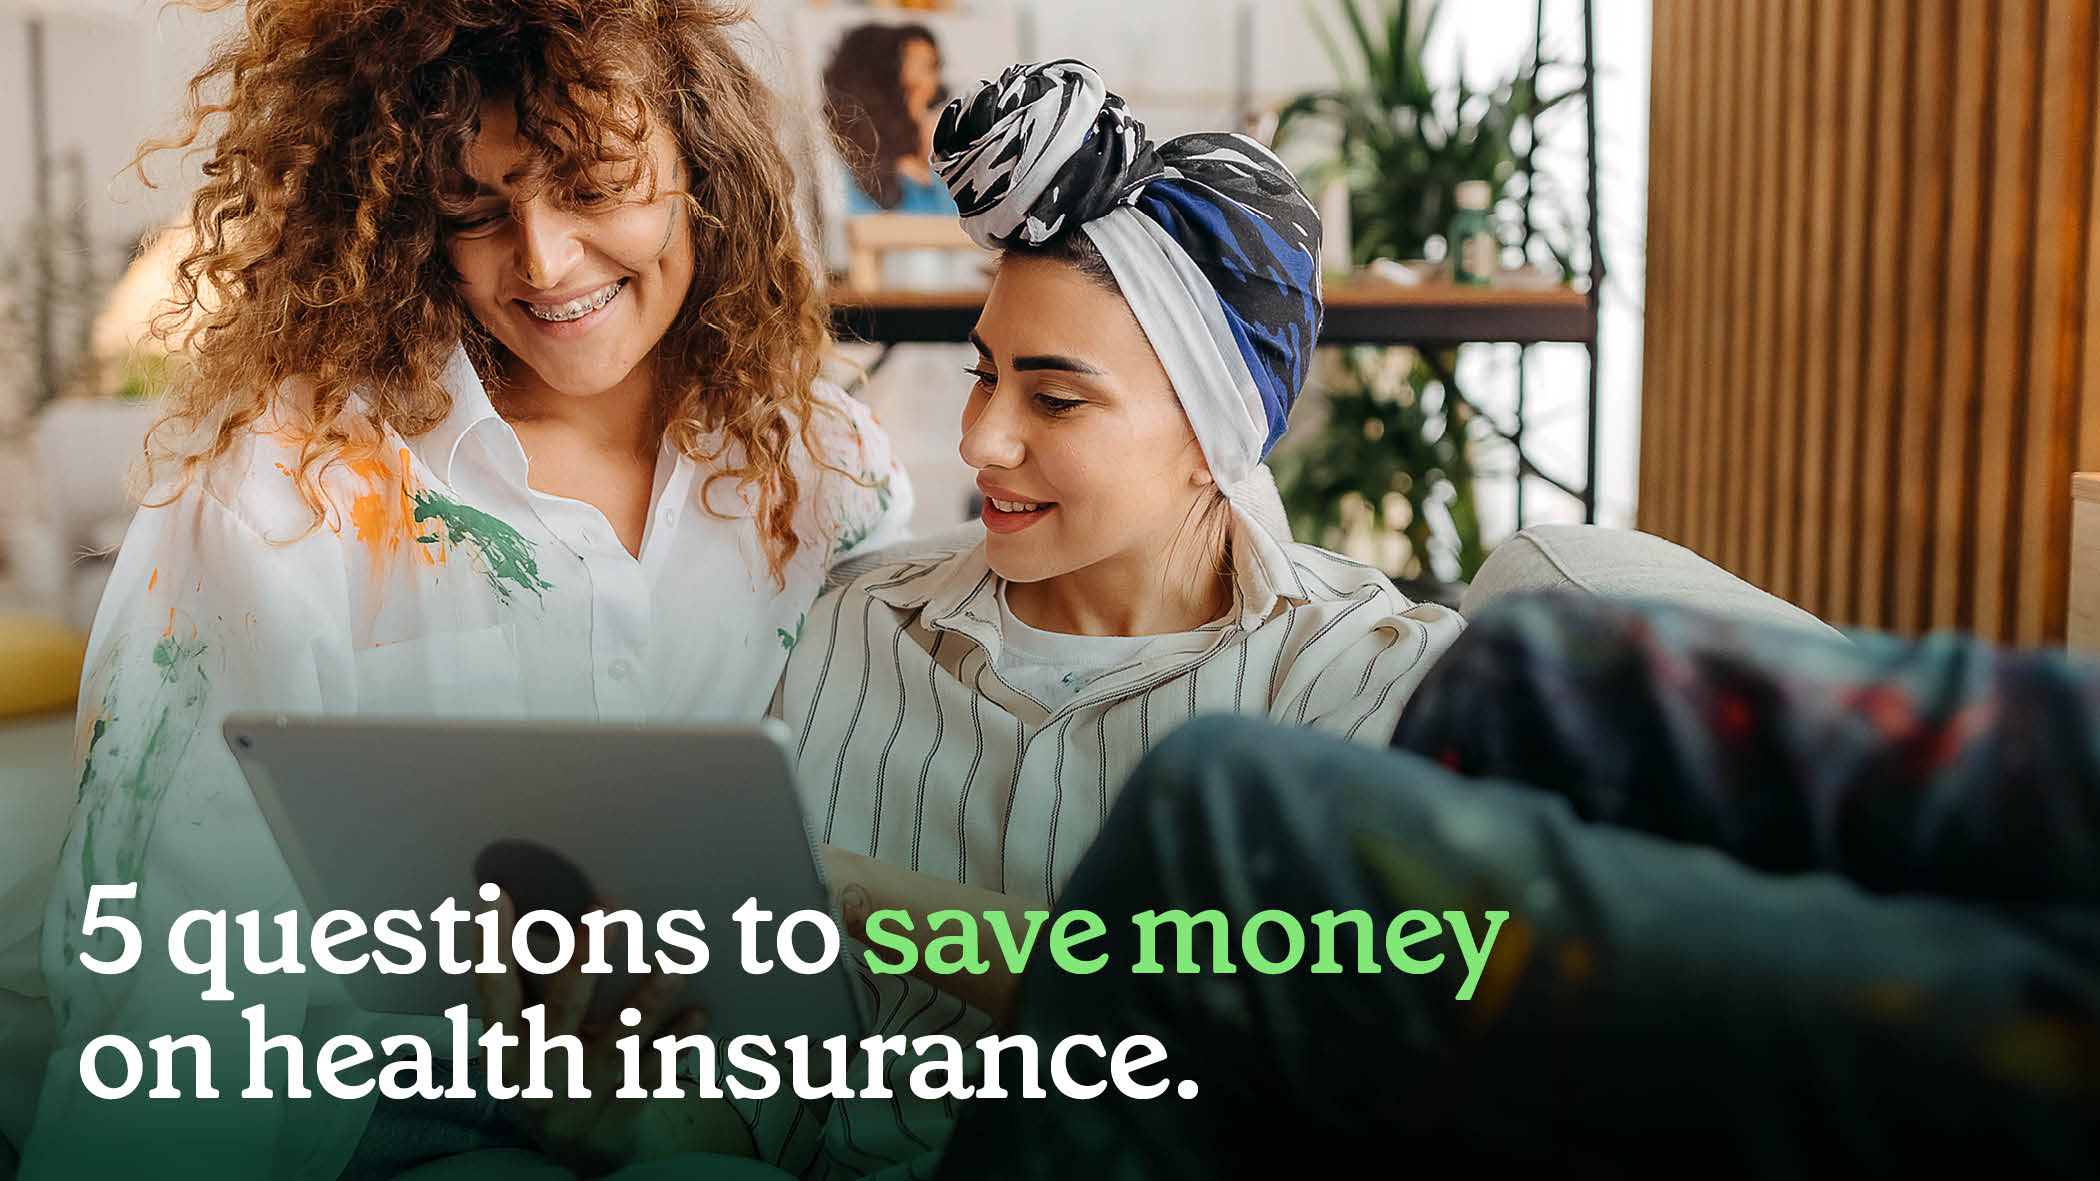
781, 54, 1462, 930
476, 61, 1464, 1179
748, 60, 1464, 1176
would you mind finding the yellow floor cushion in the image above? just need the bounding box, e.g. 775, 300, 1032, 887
0, 614, 87, 719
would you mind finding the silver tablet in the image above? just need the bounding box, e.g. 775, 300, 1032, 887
223, 714, 860, 1043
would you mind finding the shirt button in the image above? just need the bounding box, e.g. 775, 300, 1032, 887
608, 659, 632, 681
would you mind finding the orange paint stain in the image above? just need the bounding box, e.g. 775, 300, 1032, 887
339, 448, 447, 576
148, 569, 159, 593
162, 607, 176, 638
341, 456, 401, 552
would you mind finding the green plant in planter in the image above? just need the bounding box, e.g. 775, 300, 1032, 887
1276, 0, 1578, 270
1272, 347, 1485, 586
1270, 0, 1578, 585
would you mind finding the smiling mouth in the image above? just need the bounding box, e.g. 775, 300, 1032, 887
522, 278, 628, 323
981, 494, 1057, 533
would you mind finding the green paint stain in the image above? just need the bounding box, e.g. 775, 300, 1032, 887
153, 634, 208, 678
71, 664, 124, 896
72, 635, 212, 937
832, 469, 897, 555
75, 714, 111, 802
412, 492, 554, 605
778, 612, 805, 653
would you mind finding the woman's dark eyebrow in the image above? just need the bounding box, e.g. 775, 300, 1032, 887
965, 329, 1105, 375
1014, 353, 1106, 375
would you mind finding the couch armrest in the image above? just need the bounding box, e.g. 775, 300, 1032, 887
1462, 525, 1840, 640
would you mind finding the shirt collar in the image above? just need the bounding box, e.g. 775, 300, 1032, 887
407, 344, 519, 488
864, 539, 1007, 656
866, 512, 1313, 648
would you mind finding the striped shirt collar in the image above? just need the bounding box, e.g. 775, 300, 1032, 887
865, 514, 1314, 654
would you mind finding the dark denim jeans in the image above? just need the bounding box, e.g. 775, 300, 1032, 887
938, 596, 2100, 1180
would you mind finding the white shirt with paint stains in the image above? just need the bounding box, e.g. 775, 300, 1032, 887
25, 346, 912, 1178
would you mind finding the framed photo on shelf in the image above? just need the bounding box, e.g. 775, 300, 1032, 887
784, 3, 1017, 287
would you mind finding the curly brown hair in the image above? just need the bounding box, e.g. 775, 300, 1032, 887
822, 22, 937, 210
145, 0, 843, 583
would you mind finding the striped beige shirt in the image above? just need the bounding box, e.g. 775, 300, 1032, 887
777, 517, 1466, 906
743, 521, 1463, 1176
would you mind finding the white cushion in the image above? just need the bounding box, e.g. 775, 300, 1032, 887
1461, 525, 1839, 639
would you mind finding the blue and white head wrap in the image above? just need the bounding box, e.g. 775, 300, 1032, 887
932, 59, 1323, 535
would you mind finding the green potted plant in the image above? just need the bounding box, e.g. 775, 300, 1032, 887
1269, 0, 1578, 588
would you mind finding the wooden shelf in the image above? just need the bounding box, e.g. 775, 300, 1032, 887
830, 277, 1594, 347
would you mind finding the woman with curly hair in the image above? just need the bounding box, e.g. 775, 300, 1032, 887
23, 1, 909, 1176
822, 22, 956, 215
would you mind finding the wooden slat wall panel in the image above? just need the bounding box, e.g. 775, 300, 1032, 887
1824, 0, 1879, 621
1930, 0, 1993, 633
1669, 1, 1709, 545
2019, 0, 2098, 643
1973, 1, 2041, 636
2086, 14, 2100, 525
1640, 0, 1687, 541
1891, 0, 1954, 635
1689, 0, 1724, 547
1742, 0, 1786, 591
1791, 0, 1844, 610
1855, 0, 1910, 629
1767, 0, 1812, 603
1708, 0, 1738, 570
1640, 0, 2100, 643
